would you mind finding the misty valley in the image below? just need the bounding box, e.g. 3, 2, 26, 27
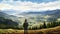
0, 9, 60, 30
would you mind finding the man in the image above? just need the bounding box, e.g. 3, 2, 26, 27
23, 19, 28, 34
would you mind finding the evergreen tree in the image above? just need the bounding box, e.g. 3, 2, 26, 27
47, 23, 51, 28
39, 24, 43, 29
43, 21, 46, 28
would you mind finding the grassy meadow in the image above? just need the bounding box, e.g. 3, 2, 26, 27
0, 26, 60, 34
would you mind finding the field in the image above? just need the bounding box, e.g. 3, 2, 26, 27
0, 26, 60, 34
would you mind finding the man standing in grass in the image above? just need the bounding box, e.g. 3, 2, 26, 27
23, 19, 28, 34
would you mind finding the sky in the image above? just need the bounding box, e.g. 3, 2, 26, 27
0, 0, 60, 15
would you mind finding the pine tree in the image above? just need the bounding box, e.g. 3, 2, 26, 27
39, 24, 43, 29
43, 21, 46, 28
47, 23, 51, 28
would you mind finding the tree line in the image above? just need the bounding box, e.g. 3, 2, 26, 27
28, 21, 60, 30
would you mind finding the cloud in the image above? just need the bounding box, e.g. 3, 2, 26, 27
0, 0, 60, 12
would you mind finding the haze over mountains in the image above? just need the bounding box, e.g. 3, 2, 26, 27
0, 9, 60, 16
0, 9, 60, 26
18, 9, 60, 15
16, 9, 60, 19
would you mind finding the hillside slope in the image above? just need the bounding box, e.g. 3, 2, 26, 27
0, 26, 60, 34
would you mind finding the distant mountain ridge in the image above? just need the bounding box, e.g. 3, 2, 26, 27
0, 11, 9, 18
0, 11, 20, 23
19, 9, 60, 15
0, 9, 60, 18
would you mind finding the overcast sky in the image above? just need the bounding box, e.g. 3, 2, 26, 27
0, 0, 60, 15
